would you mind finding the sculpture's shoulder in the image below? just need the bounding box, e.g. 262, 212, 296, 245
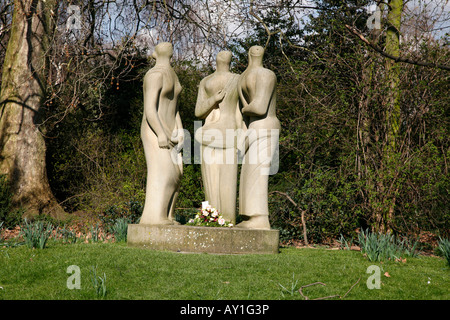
144, 68, 164, 84
199, 72, 215, 85
257, 67, 276, 81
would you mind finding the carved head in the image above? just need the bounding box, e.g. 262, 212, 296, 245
249, 46, 264, 57
248, 46, 264, 66
152, 42, 173, 60
217, 51, 232, 65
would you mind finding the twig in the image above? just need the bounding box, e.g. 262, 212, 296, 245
299, 282, 326, 300
345, 25, 450, 71
299, 282, 340, 300
341, 277, 361, 299
298, 277, 361, 300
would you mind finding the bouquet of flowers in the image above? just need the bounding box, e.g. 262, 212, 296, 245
187, 204, 233, 228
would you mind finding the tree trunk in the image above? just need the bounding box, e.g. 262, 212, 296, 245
385, 0, 402, 153
377, 0, 403, 233
0, 0, 65, 218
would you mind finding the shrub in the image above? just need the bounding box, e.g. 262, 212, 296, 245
100, 199, 142, 227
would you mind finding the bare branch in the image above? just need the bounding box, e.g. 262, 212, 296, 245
345, 25, 450, 71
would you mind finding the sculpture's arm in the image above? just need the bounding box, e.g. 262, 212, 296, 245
143, 72, 170, 149
242, 70, 276, 117
171, 110, 184, 152
238, 77, 249, 110
195, 79, 225, 119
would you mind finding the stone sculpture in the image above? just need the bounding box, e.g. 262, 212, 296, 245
236, 45, 280, 230
140, 42, 184, 225
194, 51, 241, 224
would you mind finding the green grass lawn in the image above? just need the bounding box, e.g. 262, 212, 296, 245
0, 242, 448, 300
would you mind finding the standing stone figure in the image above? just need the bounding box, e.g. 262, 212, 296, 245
194, 51, 241, 223
237, 46, 280, 230
140, 42, 184, 225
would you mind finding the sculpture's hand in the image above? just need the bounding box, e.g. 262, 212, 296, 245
174, 134, 185, 153
241, 101, 254, 115
215, 90, 226, 103
170, 129, 184, 153
157, 134, 171, 149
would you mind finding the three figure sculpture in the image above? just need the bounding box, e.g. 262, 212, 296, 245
140, 42, 279, 230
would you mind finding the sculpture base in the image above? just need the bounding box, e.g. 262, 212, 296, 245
127, 224, 279, 254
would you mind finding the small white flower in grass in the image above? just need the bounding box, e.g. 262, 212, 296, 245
188, 219, 195, 224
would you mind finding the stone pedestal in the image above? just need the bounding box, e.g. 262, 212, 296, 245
127, 224, 279, 254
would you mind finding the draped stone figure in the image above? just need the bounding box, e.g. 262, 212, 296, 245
237, 46, 280, 230
140, 42, 184, 225
194, 51, 242, 224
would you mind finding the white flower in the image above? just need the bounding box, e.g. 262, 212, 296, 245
228, 224, 233, 227
188, 219, 195, 224
202, 210, 209, 216
218, 218, 225, 225
211, 211, 219, 218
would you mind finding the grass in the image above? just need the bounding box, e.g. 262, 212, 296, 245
0, 242, 448, 300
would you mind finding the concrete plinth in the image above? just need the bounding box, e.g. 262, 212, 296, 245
127, 224, 279, 254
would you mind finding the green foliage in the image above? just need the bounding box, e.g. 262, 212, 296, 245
89, 223, 102, 243
99, 199, 142, 242
177, 164, 204, 209
437, 238, 450, 266
338, 234, 355, 250
358, 229, 419, 262
20, 219, 54, 249
100, 198, 142, 226
278, 273, 300, 297
109, 218, 130, 242
57, 225, 78, 244
91, 265, 107, 299
240, 0, 448, 241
